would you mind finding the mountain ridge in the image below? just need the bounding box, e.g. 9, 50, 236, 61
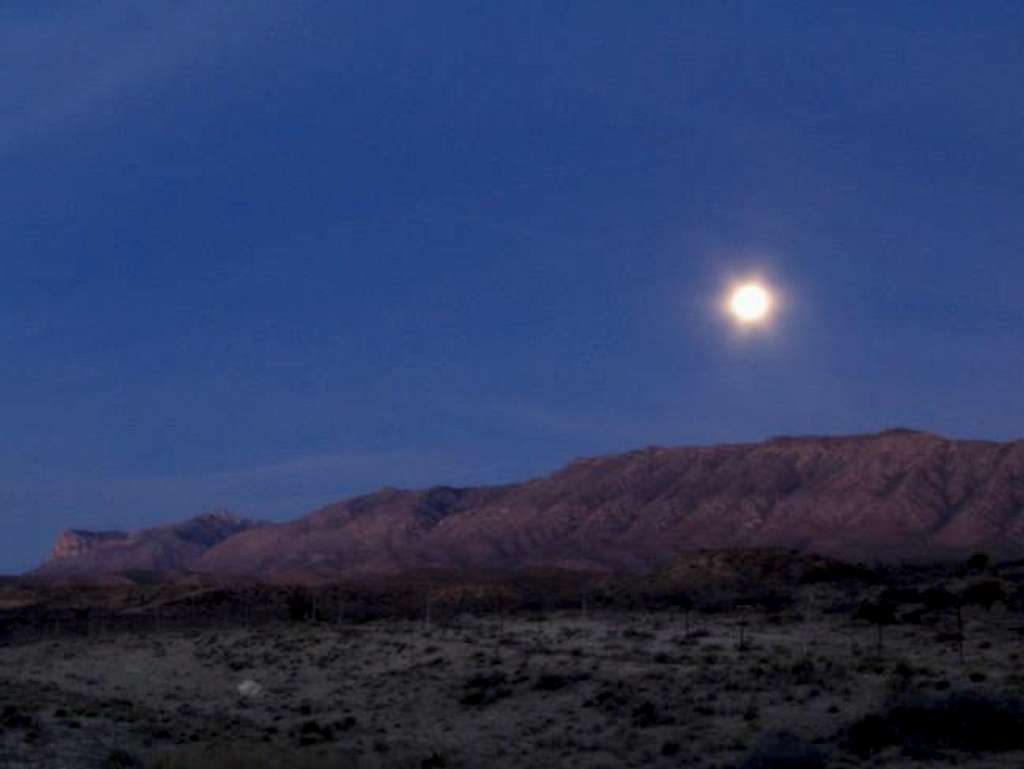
33, 430, 1024, 580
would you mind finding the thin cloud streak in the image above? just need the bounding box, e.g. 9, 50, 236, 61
0, 1, 290, 157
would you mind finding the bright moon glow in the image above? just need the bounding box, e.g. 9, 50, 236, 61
729, 283, 772, 323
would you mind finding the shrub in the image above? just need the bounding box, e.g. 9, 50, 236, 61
101, 750, 140, 769
885, 664, 915, 699
845, 691, 1024, 756
150, 745, 363, 768
534, 673, 570, 691
878, 587, 921, 606
740, 731, 827, 769
856, 600, 897, 653
856, 601, 897, 625
661, 741, 681, 756
966, 552, 990, 572
800, 560, 878, 585
631, 700, 662, 728
460, 672, 511, 706
922, 586, 956, 612
286, 589, 314, 622
962, 580, 1006, 611
1007, 585, 1024, 612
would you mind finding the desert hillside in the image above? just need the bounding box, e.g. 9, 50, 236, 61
37, 430, 1024, 580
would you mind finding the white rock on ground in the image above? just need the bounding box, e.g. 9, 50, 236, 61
237, 679, 263, 698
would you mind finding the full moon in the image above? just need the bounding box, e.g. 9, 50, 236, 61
729, 283, 772, 323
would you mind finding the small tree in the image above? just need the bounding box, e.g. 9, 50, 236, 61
966, 552, 991, 573
423, 593, 434, 632
857, 601, 897, 656
922, 586, 956, 613
962, 580, 1006, 612
287, 588, 314, 622
666, 590, 694, 636
926, 586, 966, 663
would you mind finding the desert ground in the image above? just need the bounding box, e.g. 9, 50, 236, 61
2, 559, 1024, 768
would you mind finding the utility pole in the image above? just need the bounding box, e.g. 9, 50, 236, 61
956, 600, 965, 664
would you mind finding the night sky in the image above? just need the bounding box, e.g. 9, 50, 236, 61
4, 2, 1024, 572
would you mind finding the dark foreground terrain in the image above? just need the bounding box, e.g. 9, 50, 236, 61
3, 551, 1024, 768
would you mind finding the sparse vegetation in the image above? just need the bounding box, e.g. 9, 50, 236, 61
3, 552, 1024, 767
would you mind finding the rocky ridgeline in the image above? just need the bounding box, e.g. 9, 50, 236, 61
35, 430, 1024, 580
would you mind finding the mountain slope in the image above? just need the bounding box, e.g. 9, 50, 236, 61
37, 431, 1024, 579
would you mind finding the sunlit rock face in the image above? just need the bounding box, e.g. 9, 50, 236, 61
51, 530, 129, 560
38, 512, 264, 577
35, 430, 1024, 581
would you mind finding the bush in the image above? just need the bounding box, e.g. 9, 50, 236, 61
150, 746, 363, 768
845, 691, 1024, 756
800, 561, 876, 585
740, 731, 827, 769
286, 589, 314, 622
534, 673, 570, 691
631, 701, 663, 728
1008, 585, 1024, 612
102, 750, 140, 769
878, 587, 921, 606
460, 673, 511, 706
855, 601, 896, 626
962, 580, 1006, 611
966, 552, 990, 572
922, 586, 956, 612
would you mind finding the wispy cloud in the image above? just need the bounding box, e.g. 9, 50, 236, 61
0, 1, 290, 156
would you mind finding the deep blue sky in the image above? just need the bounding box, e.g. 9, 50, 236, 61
3, 1, 1024, 572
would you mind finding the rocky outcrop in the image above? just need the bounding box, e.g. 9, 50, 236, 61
37, 511, 264, 577
51, 530, 129, 561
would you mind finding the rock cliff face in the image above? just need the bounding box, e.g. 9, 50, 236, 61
50, 530, 129, 561
37, 431, 1024, 580
38, 512, 264, 577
